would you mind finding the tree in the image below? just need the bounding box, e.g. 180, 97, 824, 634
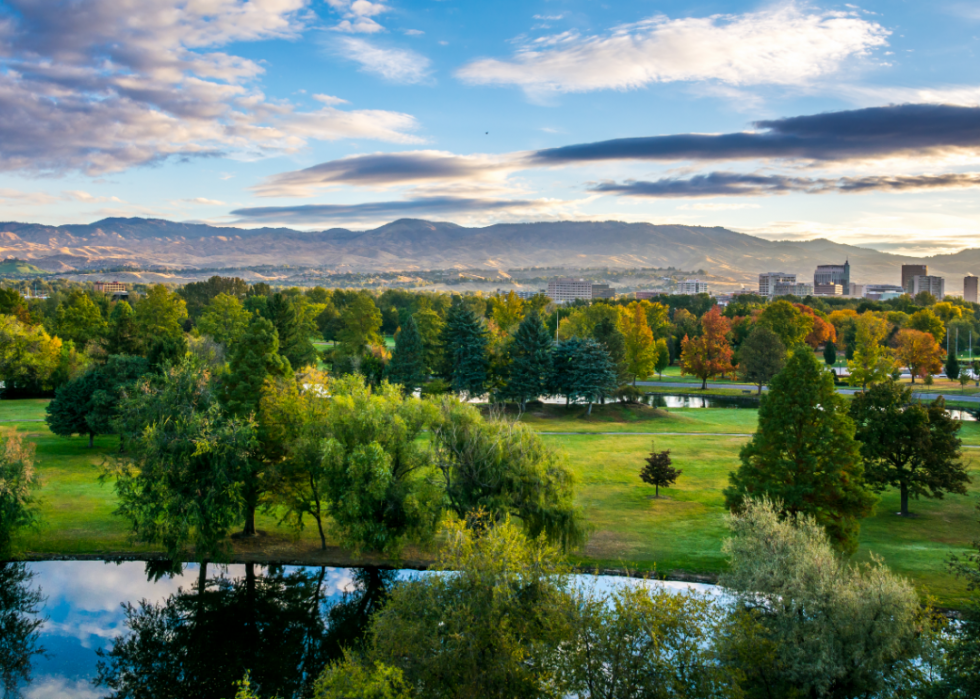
639, 446, 681, 498
847, 313, 893, 389
489, 291, 525, 334
946, 349, 960, 381
384, 316, 427, 395
197, 293, 251, 347
620, 302, 655, 384
893, 328, 944, 384
319, 376, 442, 555
134, 284, 187, 347
314, 656, 412, 699
336, 293, 382, 355
757, 300, 813, 348
46, 370, 101, 446
737, 325, 786, 394
106, 301, 140, 356
717, 498, 935, 699
0, 315, 62, 395
850, 382, 970, 517
591, 316, 629, 385
652, 337, 670, 380
178, 275, 248, 320
263, 293, 317, 370
724, 349, 877, 553
431, 400, 584, 548
501, 312, 553, 410
440, 300, 489, 398
86, 355, 152, 447
0, 432, 41, 557
107, 360, 256, 564
56, 289, 107, 347
908, 308, 945, 343
413, 306, 444, 374
680, 306, 735, 390
823, 340, 837, 368
569, 338, 618, 414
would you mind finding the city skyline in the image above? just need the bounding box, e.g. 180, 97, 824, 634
1, 1, 979, 256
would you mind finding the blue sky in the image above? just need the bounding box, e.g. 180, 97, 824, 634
1, 0, 979, 255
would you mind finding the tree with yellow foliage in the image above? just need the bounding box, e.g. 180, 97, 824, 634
893, 329, 944, 383
847, 313, 893, 389
620, 302, 655, 385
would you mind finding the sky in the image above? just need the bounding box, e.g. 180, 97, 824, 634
1, 0, 979, 256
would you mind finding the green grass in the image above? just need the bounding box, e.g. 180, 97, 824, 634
4, 398, 979, 608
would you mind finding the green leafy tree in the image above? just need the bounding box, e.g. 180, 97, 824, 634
314, 656, 412, 699
135, 284, 187, 346
0, 433, 41, 557
197, 293, 251, 347
718, 498, 934, 699
823, 340, 837, 367
384, 316, 427, 395
264, 292, 317, 370
502, 312, 553, 410
107, 360, 256, 564
146, 333, 189, 369
847, 313, 893, 389
46, 370, 101, 446
639, 446, 681, 498
319, 376, 442, 555
737, 325, 786, 395
431, 400, 584, 549
724, 350, 877, 553
653, 337, 670, 380
106, 301, 141, 356
946, 350, 960, 381
908, 308, 945, 343
56, 289, 107, 347
440, 300, 489, 398
850, 382, 970, 517
413, 306, 444, 374
337, 293, 383, 356
178, 275, 248, 320
621, 302, 655, 384
591, 316, 629, 384
86, 355, 152, 447
756, 299, 813, 347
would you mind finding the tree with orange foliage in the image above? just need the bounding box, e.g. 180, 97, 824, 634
680, 306, 735, 390
893, 329, 944, 384
794, 304, 837, 348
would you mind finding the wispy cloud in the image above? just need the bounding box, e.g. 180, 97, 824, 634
333, 37, 432, 83
457, 6, 888, 99
326, 0, 389, 33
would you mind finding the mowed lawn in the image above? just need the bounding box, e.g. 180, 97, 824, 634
4, 398, 980, 608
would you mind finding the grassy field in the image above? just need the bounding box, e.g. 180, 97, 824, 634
3, 398, 979, 608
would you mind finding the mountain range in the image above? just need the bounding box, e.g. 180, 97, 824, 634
1, 217, 978, 289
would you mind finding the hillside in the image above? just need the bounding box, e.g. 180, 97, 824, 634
1, 217, 976, 289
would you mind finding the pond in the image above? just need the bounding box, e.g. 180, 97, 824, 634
2, 560, 717, 699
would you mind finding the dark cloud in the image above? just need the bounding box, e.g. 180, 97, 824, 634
535, 104, 980, 164
231, 196, 546, 225
592, 171, 980, 198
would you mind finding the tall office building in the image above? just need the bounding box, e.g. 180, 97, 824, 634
965, 276, 978, 304
910, 275, 945, 299
901, 264, 928, 294
759, 272, 796, 296
546, 278, 593, 303
813, 261, 850, 293
676, 279, 709, 295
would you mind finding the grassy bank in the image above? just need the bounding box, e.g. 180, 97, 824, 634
3, 399, 978, 608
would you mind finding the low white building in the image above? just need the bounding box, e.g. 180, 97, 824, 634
676, 279, 709, 295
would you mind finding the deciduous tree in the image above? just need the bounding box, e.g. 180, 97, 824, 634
639, 446, 681, 498
724, 350, 877, 553
336, 293, 382, 356
0, 315, 62, 395
848, 313, 893, 389
106, 301, 140, 356
680, 306, 735, 390
134, 284, 187, 345
0, 432, 40, 557
737, 325, 786, 394
489, 291, 525, 334
893, 328, 944, 384
908, 308, 945, 343
196, 293, 251, 347
620, 302, 655, 385
56, 289, 107, 347
757, 299, 813, 347
850, 382, 970, 516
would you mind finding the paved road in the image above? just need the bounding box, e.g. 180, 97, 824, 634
636, 380, 980, 404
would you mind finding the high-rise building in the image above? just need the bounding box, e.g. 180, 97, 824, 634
591, 283, 616, 299
901, 264, 928, 293
814, 260, 850, 292
849, 283, 865, 297
546, 278, 593, 303
759, 272, 796, 297
910, 275, 945, 299
965, 276, 978, 304
813, 283, 843, 296
676, 279, 709, 295
773, 281, 814, 297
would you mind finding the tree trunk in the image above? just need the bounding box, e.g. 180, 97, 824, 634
244, 505, 256, 536
88, 432, 94, 448
312, 477, 327, 550
757, 383, 763, 396
910, 371, 915, 385
701, 377, 707, 390
900, 483, 909, 517
587, 401, 593, 416
655, 483, 659, 498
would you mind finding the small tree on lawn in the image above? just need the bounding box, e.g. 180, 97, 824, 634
823, 340, 837, 369
640, 446, 681, 498
680, 306, 734, 390
653, 338, 670, 380
946, 350, 960, 381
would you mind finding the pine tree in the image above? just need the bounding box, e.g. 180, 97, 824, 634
946, 349, 960, 381
107, 301, 140, 356
440, 301, 489, 398
502, 312, 553, 410
385, 316, 427, 394
639, 447, 682, 498
724, 349, 877, 553
570, 339, 618, 415
823, 340, 837, 368
264, 293, 317, 370
221, 316, 293, 418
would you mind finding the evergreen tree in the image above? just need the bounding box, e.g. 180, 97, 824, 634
550, 337, 580, 406
86, 355, 151, 447
106, 301, 140, 356
440, 300, 489, 398
592, 316, 628, 385
570, 338, 618, 415
724, 350, 877, 553
385, 316, 427, 394
502, 312, 553, 410
146, 333, 188, 370
221, 316, 293, 418
946, 349, 960, 381
263, 293, 318, 370
639, 447, 681, 498
823, 340, 837, 368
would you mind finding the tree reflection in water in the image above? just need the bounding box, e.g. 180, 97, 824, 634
95, 563, 395, 699
0, 562, 46, 699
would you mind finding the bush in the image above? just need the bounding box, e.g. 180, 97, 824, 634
420, 378, 450, 398
614, 384, 644, 404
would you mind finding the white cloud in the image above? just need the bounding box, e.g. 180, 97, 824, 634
680, 202, 762, 210
182, 197, 227, 205
456, 6, 889, 98
24, 676, 102, 699
840, 83, 980, 107
328, 0, 389, 33
0, 0, 421, 175
334, 37, 432, 83
404, 29, 424, 36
